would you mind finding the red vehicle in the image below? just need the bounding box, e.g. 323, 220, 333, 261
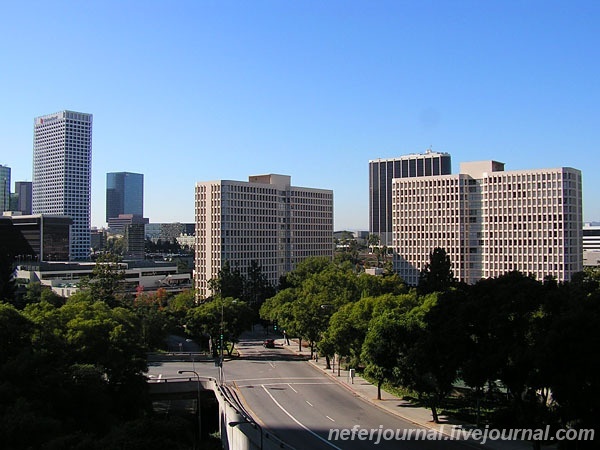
263, 338, 275, 348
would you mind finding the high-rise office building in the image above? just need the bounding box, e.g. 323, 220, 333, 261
106, 172, 144, 222
392, 160, 583, 285
195, 174, 334, 299
32, 110, 93, 260
0, 165, 10, 213
369, 150, 451, 245
15, 181, 32, 215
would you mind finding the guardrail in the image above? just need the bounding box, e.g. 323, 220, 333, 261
149, 376, 294, 450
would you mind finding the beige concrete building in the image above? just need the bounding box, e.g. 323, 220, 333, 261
392, 160, 582, 285
195, 174, 333, 298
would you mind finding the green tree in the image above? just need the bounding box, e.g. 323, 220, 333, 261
417, 247, 455, 295
367, 233, 380, 252
400, 292, 464, 424
245, 260, 275, 309
133, 287, 170, 350
79, 253, 125, 307
186, 297, 253, 356
361, 310, 404, 400
208, 260, 245, 300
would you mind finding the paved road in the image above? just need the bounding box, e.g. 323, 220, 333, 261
149, 334, 471, 450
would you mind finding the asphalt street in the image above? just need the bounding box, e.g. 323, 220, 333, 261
149, 333, 472, 450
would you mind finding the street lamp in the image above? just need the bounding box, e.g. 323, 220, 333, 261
228, 419, 263, 450
178, 370, 202, 441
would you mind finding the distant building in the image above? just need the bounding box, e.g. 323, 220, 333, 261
0, 215, 35, 260
16, 260, 192, 298
107, 213, 149, 235
145, 222, 195, 243
392, 160, 583, 285
194, 174, 333, 298
0, 165, 10, 213
33, 110, 93, 260
3, 213, 72, 261
583, 222, 600, 267
90, 227, 107, 252
369, 150, 452, 245
106, 172, 144, 222
124, 223, 146, 260
176, 233, 195, 249
15, 181, 33, 215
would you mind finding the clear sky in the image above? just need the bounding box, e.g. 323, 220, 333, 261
1, 0, 598, 230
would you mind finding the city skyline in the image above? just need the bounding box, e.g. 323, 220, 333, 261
2, 1, 599, 230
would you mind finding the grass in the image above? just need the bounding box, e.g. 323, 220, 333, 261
358, 370, 508, 426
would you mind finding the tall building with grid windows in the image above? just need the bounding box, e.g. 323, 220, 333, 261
0, 165, 10, 213
392, 160, 582, 285
32, 110, 93, 261
106, 172, 144, 222
195, 174, 333, 299
369, 150, 451, 245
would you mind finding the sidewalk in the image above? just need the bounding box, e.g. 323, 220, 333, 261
281, 337, 544, 450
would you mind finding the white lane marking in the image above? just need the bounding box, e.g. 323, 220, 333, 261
231, 377, 324, 382
158, 374, 162, 379
237, 382, 335, 388
268, 362, 276, 368
288, 383, 298, 393
306, 401, 313, 407
326, 416, 335, 422
261, 385, 342, 450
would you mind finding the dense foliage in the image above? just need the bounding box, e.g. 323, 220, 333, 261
261, 255, 600, 447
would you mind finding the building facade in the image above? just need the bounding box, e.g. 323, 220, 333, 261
3, 213, 72, 261
107, 213, 149, 235
32, 111, 93, 260
106, 172, 144, 222
369, 150, 451, 245
195, 174, 334, 298
583, 222, 600, 267
15, 181, 33, 215
16, 260, 192, 298
0, 165, 10, 213
392, 160, 583, 285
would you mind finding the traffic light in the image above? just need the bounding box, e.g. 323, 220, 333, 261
273, 320, 278, 331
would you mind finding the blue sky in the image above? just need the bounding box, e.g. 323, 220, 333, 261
1, 0, 598, 229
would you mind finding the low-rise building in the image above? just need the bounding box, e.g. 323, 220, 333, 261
16, 260, 192, 298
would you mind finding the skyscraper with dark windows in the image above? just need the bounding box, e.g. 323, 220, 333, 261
369, 150, 451, 245
32, 110, 93, 261
15, 181, 32, 215
106, 172, 144, 222
0, 165, 11, 213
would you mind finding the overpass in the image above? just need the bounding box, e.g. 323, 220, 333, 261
149, 375, 293, 450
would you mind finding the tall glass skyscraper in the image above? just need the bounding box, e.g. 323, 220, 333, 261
32, 110, 93, 261
106, 172, 144, 221
369, 150, 452, 245
0, 165, 10, 213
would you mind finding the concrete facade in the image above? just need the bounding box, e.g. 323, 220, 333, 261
369, 150, 451, 246
32, 111, 93, 260
195, 174, 333, 298
392, 160, 583, 285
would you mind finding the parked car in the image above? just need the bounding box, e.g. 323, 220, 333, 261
263, 338, 275, 348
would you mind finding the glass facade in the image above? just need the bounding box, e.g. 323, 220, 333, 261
10, 215, 72, 262
0, 165, 10, 212
106, 172, 144, 221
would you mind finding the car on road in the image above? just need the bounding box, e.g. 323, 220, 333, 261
263, 338, 275, 348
